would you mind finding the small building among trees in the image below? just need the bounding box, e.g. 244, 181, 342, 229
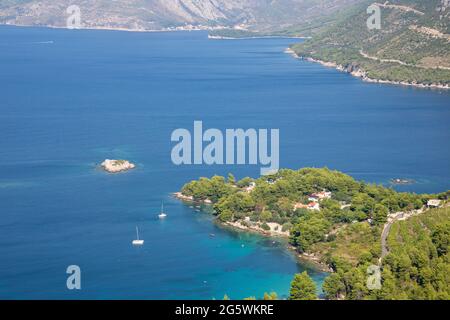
427, 199, 441, 208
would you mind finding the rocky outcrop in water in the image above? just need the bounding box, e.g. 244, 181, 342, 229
101, 159, 135, 173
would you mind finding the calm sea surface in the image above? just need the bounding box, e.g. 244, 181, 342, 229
0, 26, 449, 299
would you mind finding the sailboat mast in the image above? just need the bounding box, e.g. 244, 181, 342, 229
136, 226, 139, 240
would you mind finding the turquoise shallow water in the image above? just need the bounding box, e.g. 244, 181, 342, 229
0, 26, 449, 299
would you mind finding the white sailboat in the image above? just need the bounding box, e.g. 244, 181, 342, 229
158, 202, 167, 219
132, 226, 144, 246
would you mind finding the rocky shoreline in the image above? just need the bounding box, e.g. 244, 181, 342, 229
1, 22, 229, 33
285, 48, 450, 90
224, 220, 289, 237
173, 192, 212, 204
208, 35, 309, 40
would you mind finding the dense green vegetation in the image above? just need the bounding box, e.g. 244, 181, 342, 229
322, 207, 450, 300
179, 167, 449, 299
290, 0, 450, 86
181, 167, 440, 236
289, 271, 317, 300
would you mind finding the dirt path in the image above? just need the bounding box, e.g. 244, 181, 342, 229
409, 25, 450, 42
380, 222, 392, 262
360, 49, 409, 66
359, 49, 450, 71
374, 2, 424, 15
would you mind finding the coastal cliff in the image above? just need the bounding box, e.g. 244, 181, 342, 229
286, 48, 450, 90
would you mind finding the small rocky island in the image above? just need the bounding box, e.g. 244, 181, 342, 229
101, 159, 135, 173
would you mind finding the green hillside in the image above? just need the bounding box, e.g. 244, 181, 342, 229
178, 168, 450, 299
291, 0, 450, 86
322, 207, 450, 300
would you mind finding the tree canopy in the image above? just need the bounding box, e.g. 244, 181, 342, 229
289, 272, 317, 300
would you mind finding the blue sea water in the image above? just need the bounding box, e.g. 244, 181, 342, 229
0, 26, 449, 299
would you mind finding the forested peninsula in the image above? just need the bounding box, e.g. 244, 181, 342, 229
177, 168, 450, 300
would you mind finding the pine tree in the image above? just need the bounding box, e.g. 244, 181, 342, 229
289, 271, 317, 300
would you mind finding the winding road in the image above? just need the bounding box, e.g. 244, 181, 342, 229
378, 207, 426, 265
380, 222, 392, 261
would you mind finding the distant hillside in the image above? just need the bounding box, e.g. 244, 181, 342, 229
2, 1, 448, 87
291, 0, 450, 87
0, 0, 362, 32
